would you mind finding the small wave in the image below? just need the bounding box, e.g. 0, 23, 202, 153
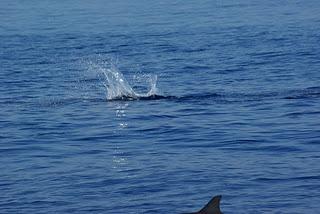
283, 87, 320, 100
109, 94, 176, 101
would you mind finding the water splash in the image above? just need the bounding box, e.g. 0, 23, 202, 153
147, 75, 159, 96
99, 63, 160, 100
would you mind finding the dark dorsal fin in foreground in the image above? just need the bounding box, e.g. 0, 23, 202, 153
194, 195, 223, 214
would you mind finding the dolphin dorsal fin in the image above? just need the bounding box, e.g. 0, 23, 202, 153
198, 195, 222, 214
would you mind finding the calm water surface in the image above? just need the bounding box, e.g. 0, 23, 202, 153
1, 1, 320, 213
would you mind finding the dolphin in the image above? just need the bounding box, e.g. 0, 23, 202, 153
187, 195, 223, 214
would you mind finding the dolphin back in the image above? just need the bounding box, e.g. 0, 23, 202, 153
188, 195, 223, 214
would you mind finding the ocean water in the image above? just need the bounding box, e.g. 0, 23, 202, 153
1, 0, 320, 213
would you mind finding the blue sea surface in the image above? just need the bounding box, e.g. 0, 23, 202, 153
1, 0, 320, 213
